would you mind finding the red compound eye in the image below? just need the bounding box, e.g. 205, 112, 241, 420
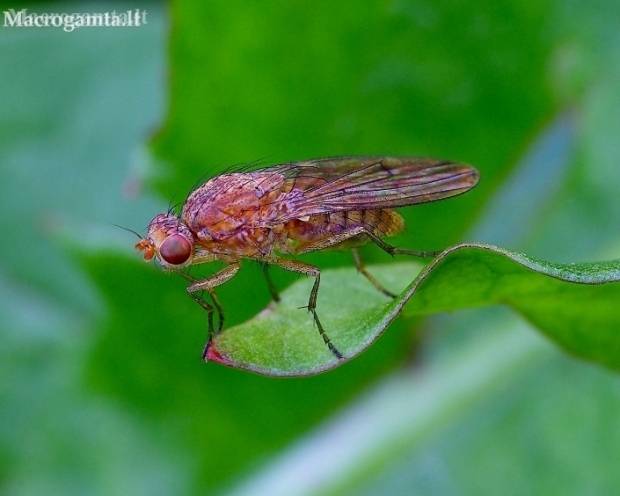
159, 234, 192, 265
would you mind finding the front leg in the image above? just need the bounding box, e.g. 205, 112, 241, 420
179, 272, 224, 334
182, 262, 241, 359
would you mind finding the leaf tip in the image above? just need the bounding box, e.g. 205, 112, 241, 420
205, 345, 233, 366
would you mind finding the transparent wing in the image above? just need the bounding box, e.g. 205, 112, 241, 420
264, 156, 479, 222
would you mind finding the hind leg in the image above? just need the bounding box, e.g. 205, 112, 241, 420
292, 226, 437, 299
351, 248, 397, 298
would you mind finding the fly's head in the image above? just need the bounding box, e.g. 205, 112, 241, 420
136, 214, 195, 271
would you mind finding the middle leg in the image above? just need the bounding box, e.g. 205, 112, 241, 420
270, 256, 343, 360
292, 226, 401, 299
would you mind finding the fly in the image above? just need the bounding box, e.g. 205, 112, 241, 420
135, 156, 479, 360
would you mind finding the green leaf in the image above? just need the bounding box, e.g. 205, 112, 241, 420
210, 243, 620, 376
208, 261, 422, 376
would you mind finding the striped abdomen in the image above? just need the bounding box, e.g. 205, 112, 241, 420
281, 209, 404, 252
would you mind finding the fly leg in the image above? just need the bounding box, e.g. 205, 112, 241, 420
293, 226, 399, 299
351, 248, 397, 298
181, 262, 241, 360
271, 257, 343, 360
179, 272, 225, 335
292, 225, 438, 299
362, 230, 441, 258
261, 263, 281, 302
357, 230, 439, 298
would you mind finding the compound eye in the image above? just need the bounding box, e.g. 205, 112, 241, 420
159, 234, 192, 265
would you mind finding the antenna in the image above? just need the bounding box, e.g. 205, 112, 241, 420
111, 223, 143, 240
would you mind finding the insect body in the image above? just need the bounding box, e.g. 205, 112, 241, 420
136, 157, 479, 360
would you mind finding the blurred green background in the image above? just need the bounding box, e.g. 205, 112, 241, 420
2, 1, 620, 494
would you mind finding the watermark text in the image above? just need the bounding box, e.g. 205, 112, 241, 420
3, 9, 148, 32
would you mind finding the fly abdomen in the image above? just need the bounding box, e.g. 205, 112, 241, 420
337, 209, 404, 239
282, 209, 404, 251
